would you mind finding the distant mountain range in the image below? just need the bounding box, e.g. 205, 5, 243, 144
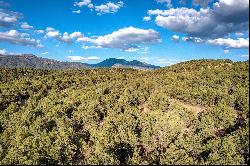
90, 58, 160, 70
0, 54, 160, 70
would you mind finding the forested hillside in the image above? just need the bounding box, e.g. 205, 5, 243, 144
0, 54, 90, 70
0, 59, 249, 165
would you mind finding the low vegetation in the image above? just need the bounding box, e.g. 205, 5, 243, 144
0, 59, 248, 165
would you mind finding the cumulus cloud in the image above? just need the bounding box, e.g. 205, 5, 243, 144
149, 0, 249, 39
137, 46, 150, 54
224, 49, 229, 54
0, 30, 43, 47
73, 1, 123, 15
240, 54, 249, 58
20, 22, 33, 29
95, 1, 123, 15
68, 56, 100, 61
77, 36, 93, 43
143, 16, 151, 21
235, 32, 244, 37
46, 27, 60, 37
0, 48, 7, 55
213, 0, 249, 23
74, 0, 92, 7
0, 9, 21, 27
87, 56, 100, 60
77, 26, 160, 51
82, 45, 102, 50
41, 52, 48, 55
70, 31, 83, 39
124, 48, 139, 52
72, 10, 81, 14
171, 35, 180, 42
93, 26, 160, 49
182, 36, 204, 43
207, 38, 249, 48
45, 27, 84, 43
154, 8, 218, 38
35, 30, 44, 34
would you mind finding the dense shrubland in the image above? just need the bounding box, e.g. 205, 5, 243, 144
0, 59, 249, 165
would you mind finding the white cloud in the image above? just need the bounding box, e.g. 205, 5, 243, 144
35, 30, 44, 34
46, 27, 60, 37
138, 51, 149, 54
95, 1, 124, 15
143, 16, 151, 21
153, 8, 214, 38
88, 4, 94, 9
0, 49, 7, 55
80, 27, 160, 51
70, 31, 83, 39
68, 55, 100, 61
207, 38, 249, 48
68, 56, 85, 61
235, 32, 244, 37
20, 22, 33, 29
87, 56, 100, 60
82, 45, 102, 49
74, 0, 92, 7
148, 9, 168, 16
125, 48, 139, 52
240, 54, 249, 58
182, 36, 204, 43
46, 27, 55, 31
73, 1, 123, 15
149, 0, 249, 39
72, 10, 81, 14
61, 32, 72, 43
77, 36, 93, 43
0, 30, 43, 47
156, 0, 171, 3
77, 27, 160, 51
41, 52, 48, 55
45, 27, 84, 43
137, 46, 150, 54
224, 49, 229, 54
0, 9, 20, 27
171, 35, 180, 42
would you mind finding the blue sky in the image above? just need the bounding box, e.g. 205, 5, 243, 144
0, 0, 249, 66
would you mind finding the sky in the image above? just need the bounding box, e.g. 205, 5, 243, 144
0, 0, 249, 66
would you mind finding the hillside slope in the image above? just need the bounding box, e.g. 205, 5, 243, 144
0, 59, 248, 165
0, 54, 90, 69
